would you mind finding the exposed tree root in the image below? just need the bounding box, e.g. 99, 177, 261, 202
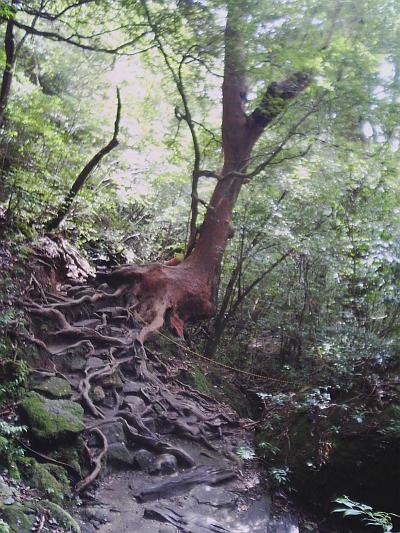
23, 271, 240, 494
76, 428, 108, 493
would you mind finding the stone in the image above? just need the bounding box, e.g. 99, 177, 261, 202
142, 417, 156, 433
125, 396, 146, 414
0, 502, 35, 533
91, 386, 105, 404
87, 357, 104, 369
36, 500, 80, 532
149, 454, 178, 476
62, 340, 94, 371
123, 381, 143, 395
82, 506, 109, 524
133, 449, 154, 472
98, 371, 123, 390
107, 443, 134, 467
19, 392, 84, 443
0, 480, 15, 499
31, 376, 72, 399
48, 437, 86, 476
191, 485, 237, 507
159, 526, 179, 533
18, 457, 71, 505
101, 421, 126, 445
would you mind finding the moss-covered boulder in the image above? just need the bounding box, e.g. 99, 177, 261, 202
30, 376, 72, 399
0, 502, 35, 533
17, 457, 71, 504
19, 392, 84, 444
35, 500, 80, 533
48, 437, 87, 476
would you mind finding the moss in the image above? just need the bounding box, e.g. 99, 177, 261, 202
0, 503, 35, 533
36, 500, 80, 533
17, 457, 71, 504
48, 437, 87, 476
222, 382, 253, 418
19, 392, 84, 443
191, 366, 212, 395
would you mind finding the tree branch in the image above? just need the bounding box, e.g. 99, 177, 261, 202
9, 18, 147, 55
46, 88, 122, 231
248, 72, 311, 135
20, 0, 98, 21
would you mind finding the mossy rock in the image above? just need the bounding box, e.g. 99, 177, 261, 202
0, 502, 35, 533
48, 437, 87, 477
30, 376, 72, 399
19, 392, 84, 444
0, 360, 26, 383
17, 457, 71, 504
98, 370, 123, 389
35, 500, 80, 533
177, 366, 213, 396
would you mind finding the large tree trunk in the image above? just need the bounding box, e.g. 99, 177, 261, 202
0, 10, 16, 126
101, 4, 310, 342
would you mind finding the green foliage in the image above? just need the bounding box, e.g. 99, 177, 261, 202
0, 519, 10, 533
333, 496, 400, 532
0, 421, 26, 477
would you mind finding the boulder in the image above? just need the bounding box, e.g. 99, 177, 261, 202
107, 443, 134, 467
149, 454, 178, 475
31, 376, 72, 399
133, 449, 155, 472
17, 457, 70, 505
19, 392, 84, 444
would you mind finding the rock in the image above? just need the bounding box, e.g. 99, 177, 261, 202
91, 386, 105, 404
48, 437, 86, 476
133, 449, 155, 472
82, 505, 109, 524
159, 525, 179, 533
107, 443, 134, 467
123, 381, 143, 395
149, 454, 178, 475
36, 500, 80, 532
18, 457, 71, 504
19, 392, 84, 443
0, 502, 35, 533
125, 396, 146, 414
191, 485, 237, 507
31, 376, 72, 399
101, 421, 126, 445
62, 340, 94, 371
98, 371, 123, 390
87, 357, 104, 369
0, 480, 15, 499
142, 417, 156, 433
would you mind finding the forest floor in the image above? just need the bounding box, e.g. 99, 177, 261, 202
0, 236, 308, 533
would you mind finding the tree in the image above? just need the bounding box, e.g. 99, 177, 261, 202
101, 1, 310, 342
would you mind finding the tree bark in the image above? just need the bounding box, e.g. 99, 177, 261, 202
0, 7, 16, 126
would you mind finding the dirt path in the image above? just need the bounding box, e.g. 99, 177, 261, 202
23, 271, 300, 533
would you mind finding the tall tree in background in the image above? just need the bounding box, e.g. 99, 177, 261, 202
103, 1, 310, 341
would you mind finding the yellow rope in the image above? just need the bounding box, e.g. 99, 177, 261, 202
156, 329, 294, 385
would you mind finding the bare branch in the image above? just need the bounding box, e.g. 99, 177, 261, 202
9, 18, 148, 55
46, 88, 122, 230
